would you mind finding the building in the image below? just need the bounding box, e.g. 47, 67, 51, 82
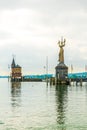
11, 58, 22, 81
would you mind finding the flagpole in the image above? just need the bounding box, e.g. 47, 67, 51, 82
46, 56, 48, 86
71, 64, 73, 74
85, 65, 87, 78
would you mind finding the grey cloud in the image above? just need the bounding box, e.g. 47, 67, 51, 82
0, 0, 86, 11
0, 31, 11, 39
0, 0, 19, 9
0, 0, 87, 74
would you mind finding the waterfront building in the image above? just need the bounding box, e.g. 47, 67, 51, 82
11, 58, 22, 81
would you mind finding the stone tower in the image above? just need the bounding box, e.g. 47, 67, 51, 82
11, 58, 22, 82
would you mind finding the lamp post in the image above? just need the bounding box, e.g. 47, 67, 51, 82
43, 56, 48, 85
8, 64, 10, 82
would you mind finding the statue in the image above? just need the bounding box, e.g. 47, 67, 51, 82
58, 37, 66, 63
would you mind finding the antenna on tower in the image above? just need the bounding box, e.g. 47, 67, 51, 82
12, 54, 16, 60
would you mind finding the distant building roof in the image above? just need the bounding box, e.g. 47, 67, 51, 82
15, 64, 21, 68
68, 72, 87, 79
23, 74, 53, 79
11, 58, 21, 68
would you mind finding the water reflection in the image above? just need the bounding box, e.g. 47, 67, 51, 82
11, 82, 21, 108
55, 85, 68, 130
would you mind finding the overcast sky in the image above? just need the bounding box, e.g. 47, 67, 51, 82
0, 0, 87, 75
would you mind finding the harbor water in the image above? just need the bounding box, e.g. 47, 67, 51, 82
0, 79, 87, 130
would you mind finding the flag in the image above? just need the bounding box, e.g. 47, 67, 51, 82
85, 65, 87, 72
44, 66, 46, 69
71, 64, 73, 73
8, 64, 10, 69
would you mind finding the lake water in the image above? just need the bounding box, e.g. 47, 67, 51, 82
0, 79, 87, 130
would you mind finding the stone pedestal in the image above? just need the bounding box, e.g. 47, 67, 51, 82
55, 62, 68, 84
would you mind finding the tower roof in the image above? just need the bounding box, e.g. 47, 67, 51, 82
11, 58, 21, 68
11, 58, 16, 68
16, 64, 21, 68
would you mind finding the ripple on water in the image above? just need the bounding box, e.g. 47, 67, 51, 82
25, 124, 87, 130
0, 120, 4, 125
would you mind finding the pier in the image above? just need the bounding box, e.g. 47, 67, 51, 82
9, 37, 87, 86
55, 37, 69, 85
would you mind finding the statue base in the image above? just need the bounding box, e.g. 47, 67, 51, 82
55, 62, 69, 85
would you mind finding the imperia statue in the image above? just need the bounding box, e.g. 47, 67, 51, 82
58, 37, 66, 63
